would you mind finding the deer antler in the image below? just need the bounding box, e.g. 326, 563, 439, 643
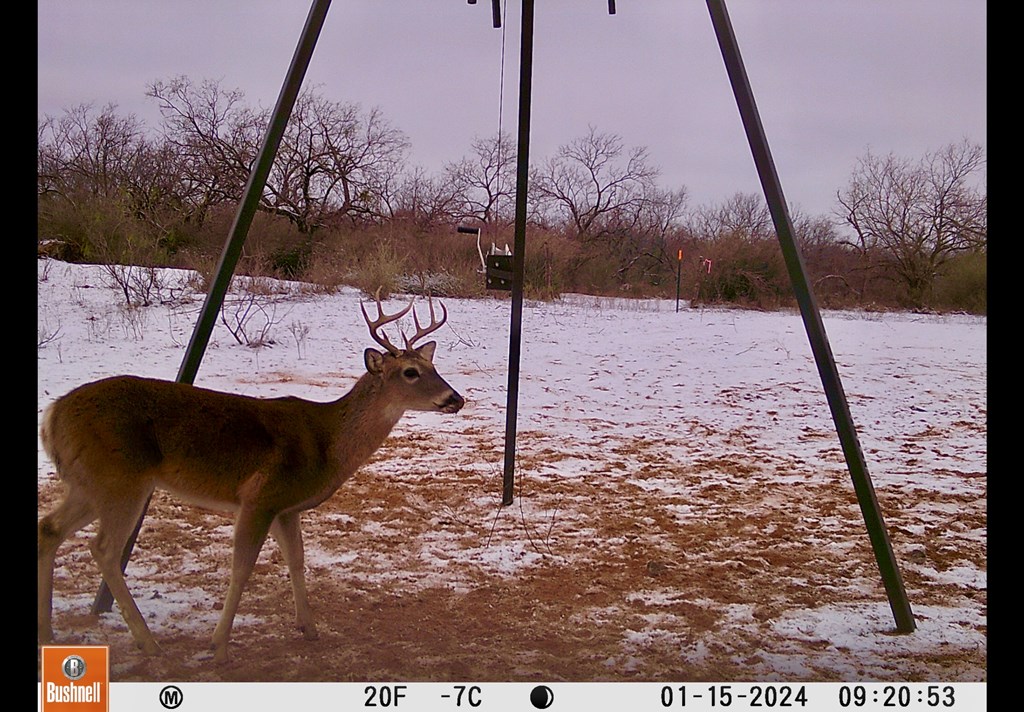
403, 296, 448, 350
360, 287, 413, 355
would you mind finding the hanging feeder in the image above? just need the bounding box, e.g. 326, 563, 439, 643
458, 225, 514, 291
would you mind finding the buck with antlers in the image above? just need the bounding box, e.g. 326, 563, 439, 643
38, 291, 464, 662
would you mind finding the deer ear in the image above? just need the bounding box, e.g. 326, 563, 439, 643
415, 341, 437, 362
364, 348, 385, 374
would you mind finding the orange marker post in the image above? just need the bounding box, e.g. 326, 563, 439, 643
675, 248, 684, 312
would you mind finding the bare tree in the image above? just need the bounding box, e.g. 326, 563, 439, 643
532, 126, 660, 242
37, 103, 197, 260
836, 139, 986, 306
688, 192, 775, 243
443, 132, 517, 228
120, 137, 201, 235
377, 165, 464, 231
528, 127, 690, 290
149, 78, 410, 234
37, 103, 150, 204
603, 183, 689, 286
147, 76, 262, 225
268, 91, 409, 231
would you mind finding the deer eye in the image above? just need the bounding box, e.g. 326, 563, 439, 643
402, 367, 420, 381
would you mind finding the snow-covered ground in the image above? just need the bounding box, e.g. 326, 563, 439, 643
36, 258, 986, 682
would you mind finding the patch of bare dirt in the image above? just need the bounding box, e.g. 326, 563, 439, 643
37, 424, 986, 683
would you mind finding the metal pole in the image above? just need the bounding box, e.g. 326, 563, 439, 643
91, 0, 334, 614
705, 0, 915, 633
177, 0, 333, 385
501, 0, 535, 506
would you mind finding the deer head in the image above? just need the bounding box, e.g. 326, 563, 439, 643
360, 289, 465, 414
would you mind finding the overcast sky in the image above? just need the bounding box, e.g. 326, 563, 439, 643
37, 1, 986, 219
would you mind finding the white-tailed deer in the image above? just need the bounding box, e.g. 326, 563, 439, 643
38, 291, 464, 662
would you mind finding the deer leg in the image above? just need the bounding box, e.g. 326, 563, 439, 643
270, 511, 317, 640
211, 506, 274, 664
89, 490, 162, 655
38, 490, 96, 644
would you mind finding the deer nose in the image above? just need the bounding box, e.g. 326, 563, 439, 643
438, 391, 465, 413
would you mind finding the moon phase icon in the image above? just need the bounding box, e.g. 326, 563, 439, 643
530, 685, 554, 709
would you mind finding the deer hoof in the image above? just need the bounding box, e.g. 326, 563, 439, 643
211, 644, 230, 665
137, 639, 163, 656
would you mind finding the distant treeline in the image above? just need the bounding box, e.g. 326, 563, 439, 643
37, 77, 986, 313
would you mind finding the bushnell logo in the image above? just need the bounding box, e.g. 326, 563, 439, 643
61, 654, 87, 681
40, 646, 109, 711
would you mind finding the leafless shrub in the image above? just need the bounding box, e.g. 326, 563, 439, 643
37, 313, 62, 348
156, 271, 204, 307
288, 320, 311, 360
167, 313, 186, 348
84, 309, 118, 342
102, 264, 165, 307
38, 258, 54, 282
118, 303, 149, 341
220, 277, 289, 347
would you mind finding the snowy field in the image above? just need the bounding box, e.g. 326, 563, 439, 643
36, 258, 986, 682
